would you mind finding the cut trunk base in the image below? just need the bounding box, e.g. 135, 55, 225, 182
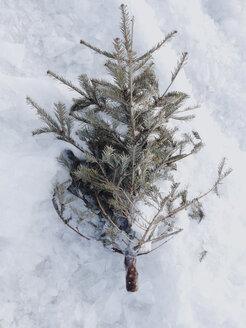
124, 254, 138, 292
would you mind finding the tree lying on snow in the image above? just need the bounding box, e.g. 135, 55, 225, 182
27, 4, 231, 292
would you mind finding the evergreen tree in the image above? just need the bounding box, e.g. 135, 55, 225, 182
27, 4, 231, 292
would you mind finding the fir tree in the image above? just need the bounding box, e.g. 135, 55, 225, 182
27, 4, 231, 292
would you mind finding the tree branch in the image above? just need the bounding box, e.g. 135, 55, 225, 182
156, 52, 188, 104
135, 30, 177, 62
137, 236, 175, 256
80, 39, 116, 59
47, 70, 88, 97
95, 192, 137, 245
52, 195, 90, 240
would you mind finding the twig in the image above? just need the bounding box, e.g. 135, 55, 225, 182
157, 52, 188, 104
149, 228, 183, 244
112, 247, 124, 255
137, 236, 175, 256
134, 197, 167, 250
47, 70, 88, 97
52, 196, 90, 240
63, 135, 85, 154
135, 30, 177, 62
80, 39, 116, 59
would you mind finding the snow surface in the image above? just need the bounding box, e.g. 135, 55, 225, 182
0, 0, 246, 327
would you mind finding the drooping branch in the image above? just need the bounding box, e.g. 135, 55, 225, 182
52, 187, 90, 241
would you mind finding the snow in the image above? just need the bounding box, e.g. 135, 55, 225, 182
0, 0, 245, 327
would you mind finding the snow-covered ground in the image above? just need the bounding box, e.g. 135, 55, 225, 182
0, 0, 245, 327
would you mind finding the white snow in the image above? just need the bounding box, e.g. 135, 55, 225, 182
0, 0, 245, 327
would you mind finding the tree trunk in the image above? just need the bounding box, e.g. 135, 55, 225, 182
124, 254, 138, 292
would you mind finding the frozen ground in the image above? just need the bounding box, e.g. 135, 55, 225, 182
0, 0, 245, 327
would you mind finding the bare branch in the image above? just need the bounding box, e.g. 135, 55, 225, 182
134, 197, 167, 250
161, 162, 232, 221
150, 228, 183, 244
52, 194, 90, 240
137, 236, 175, 256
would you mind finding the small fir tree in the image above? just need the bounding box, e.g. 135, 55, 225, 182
27, 4, 231, 292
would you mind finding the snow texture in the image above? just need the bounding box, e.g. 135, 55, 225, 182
0, 0, 245, 327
